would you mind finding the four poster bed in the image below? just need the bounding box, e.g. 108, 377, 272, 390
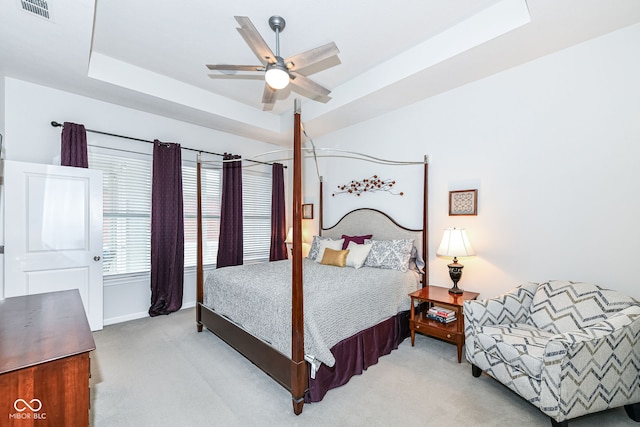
195, 104, 429, 414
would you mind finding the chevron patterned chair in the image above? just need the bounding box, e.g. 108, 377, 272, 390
464, 280, 640, 427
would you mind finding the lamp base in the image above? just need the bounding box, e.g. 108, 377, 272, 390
448, 284, 464, 294
447, 258, 464, 294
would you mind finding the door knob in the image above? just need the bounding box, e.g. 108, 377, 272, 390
94, 256, 101, 261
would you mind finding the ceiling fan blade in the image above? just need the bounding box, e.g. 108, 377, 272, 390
206, 64, 265, 72
285, 42, 340, 71
262, 83, 277, 109
235, 16, 276, 65
289, 72, 331, 102
208, 73, 264, 80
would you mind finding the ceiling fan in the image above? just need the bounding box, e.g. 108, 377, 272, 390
206, 16, 340, 110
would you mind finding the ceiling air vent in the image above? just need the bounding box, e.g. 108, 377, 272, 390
17, 0, 54, 21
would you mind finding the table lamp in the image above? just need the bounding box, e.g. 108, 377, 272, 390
285, 227, 294, 254
436, 228, 476, 294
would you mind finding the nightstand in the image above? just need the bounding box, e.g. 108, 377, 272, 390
409, 285, 479, 363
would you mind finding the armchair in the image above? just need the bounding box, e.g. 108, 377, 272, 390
464, 280, 640, 427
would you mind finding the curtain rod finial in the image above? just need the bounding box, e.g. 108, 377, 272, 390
51, 121, 62, 127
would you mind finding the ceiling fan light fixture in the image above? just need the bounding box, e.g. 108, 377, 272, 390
265, 63, 290, 89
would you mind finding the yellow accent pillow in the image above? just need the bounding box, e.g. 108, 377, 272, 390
319, 248, 350, 267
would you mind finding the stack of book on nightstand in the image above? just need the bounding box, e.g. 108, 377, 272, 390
426, 306, 456, 324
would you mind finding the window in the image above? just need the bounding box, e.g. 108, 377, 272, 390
182, 163, 221, 268
91, 150, 273, 276
242, 171, 272, 262
89, 150, 152, 276
182, 163, 272, 266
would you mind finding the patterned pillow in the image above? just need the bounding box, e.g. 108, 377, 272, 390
364, 239, 414, 272
411, 246, 426, 269
307, 236, 340, 260
409, 245, 425, 272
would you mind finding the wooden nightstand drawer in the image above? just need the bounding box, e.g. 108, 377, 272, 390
419, 324, 457, 341
412, 317, 458, 340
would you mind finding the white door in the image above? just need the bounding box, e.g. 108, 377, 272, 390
3, 160, 104, 330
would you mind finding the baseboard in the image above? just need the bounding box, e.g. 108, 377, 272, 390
103, 302, 196, 326
103, 311, 148, 326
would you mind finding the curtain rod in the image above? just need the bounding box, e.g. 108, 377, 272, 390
50, 121, 284, 168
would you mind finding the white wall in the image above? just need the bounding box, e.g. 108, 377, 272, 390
0, 73, 4, 299
2, 78, 280, 323
0, 74, 5, 154
0, 75, 5, 155
307, 23, 640, 299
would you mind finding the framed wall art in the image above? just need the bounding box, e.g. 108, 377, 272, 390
302, 204, 314, 219
449, 189, 478, 216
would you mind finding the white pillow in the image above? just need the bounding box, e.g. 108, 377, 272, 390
345, 241, 373, 269
307, 236, 336, 260
314, 239, 345, 262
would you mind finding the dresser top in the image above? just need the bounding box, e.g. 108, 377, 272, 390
0, 290, 96, 375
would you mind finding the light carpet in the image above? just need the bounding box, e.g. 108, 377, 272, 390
90, 308, 635, 426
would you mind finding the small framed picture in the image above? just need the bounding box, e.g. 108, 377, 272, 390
302, 204, 314, 219
449, 189, 478, 216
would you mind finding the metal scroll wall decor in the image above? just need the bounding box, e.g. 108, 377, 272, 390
332, 175, 404, 196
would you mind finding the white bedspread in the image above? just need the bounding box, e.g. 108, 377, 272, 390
203, 259, 419, 367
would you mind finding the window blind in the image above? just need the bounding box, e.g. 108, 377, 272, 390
243, 172, 272, 262
89, 151, 152, 276
91, 150, 273, 276
183, 163, 221, 268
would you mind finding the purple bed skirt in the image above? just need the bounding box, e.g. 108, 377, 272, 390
305, 310, 410, 402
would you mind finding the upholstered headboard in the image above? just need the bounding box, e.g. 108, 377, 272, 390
321, 208, 425, 262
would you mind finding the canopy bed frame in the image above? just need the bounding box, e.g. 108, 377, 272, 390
195, 102, 429, 415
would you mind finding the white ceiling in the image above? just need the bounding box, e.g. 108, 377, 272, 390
1, 0, 640, 146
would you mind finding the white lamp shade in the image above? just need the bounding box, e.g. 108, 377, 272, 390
285, 227, 294, 244
265, 66, 290, 89
436, 228, 475, 258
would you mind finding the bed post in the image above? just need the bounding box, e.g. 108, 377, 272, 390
422, 156, 429, 287
291, 99, 307, 415
196, 153, 204, 331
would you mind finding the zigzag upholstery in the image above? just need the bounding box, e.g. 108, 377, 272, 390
464, 281, 640, 426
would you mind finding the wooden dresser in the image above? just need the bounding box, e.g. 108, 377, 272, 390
0, 290, 96, 426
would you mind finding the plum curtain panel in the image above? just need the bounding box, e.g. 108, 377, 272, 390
269, 162, 287, 261
149, 140, 184, 317
216, 153, 243, 268
61, 122, 88, 168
